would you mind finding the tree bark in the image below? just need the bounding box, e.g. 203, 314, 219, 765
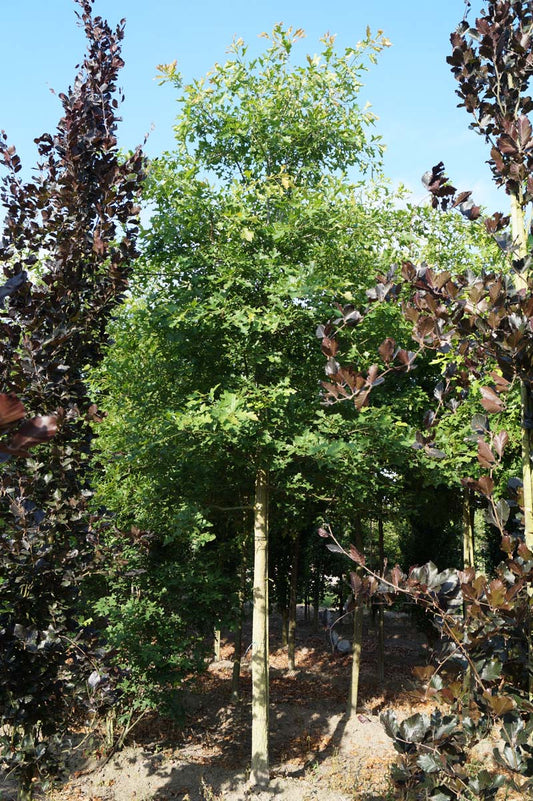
462, 489, 475, 569
347, 602, 364, 717
510, 194, 533, 549
312, 558, 323, 632
250, 467, 269, 787
281, 607, 288, 647
347, 523, 364, 718
337, 567, 345, 617
231, 536, 248, 703
287, 533, 300, 673
377, 517, 385, 685
18, 767, 34, 801
214, 628, 221, 662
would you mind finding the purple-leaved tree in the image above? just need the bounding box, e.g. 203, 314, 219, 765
0, 2, 144, 798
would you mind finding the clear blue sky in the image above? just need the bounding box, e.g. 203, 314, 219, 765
1, 0, 506, 211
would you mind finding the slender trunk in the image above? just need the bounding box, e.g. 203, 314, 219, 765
250, 467, 269, 787
18, 767, 34, 801
338, 568, 345, 617
231, 615, 243, 703
287, 534, 300, 672
231, 538, 248, 703
377, 517, 385, 685
312, 558, 323, 632
312, 594, 320, 632
462, 489, 475, 569
347, 604, 364, 717
510, 194, 533, 548
281, 607, 288, 647
105, 708, 115, 749
214, 628, 221, 662
510, 194, 533, 699
347, 523, 365, 718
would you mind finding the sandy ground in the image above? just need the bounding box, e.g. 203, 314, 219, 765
4, 608, 432, 801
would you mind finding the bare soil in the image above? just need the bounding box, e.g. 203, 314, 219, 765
9, 608, 435, 801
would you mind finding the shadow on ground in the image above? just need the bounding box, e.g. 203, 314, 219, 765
45, 608, 429, 800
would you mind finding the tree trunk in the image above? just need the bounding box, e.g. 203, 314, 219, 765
231, 615, 243, 703
347, 603, 364, 717
510, 194, 533, 550
312, 558, 323, 632
461, 489, 475, 695
231, 537, 248, 703
377, 517, 385, 685
510, 194, 533, 699
281, 607, 288, 647
287, 534, 300, 673
250, 467, 269, 787
462, 489, 475, 569
338, 568, 345, 617
347, 523, 365, 718
214, 628, 221, 662
17, 768, 33, 801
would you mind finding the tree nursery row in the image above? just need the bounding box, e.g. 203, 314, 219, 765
1, 1, 533, 799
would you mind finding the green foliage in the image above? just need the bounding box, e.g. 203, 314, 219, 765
91, 24, 429, 711
93, 594, 205, 716
157, 24, 389, 184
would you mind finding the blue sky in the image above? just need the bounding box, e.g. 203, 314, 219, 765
1, 0, 506, 211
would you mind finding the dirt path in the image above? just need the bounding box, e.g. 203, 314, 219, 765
23, 609, 433, 801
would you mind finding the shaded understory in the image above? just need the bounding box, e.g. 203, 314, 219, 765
7, 608, 433, 801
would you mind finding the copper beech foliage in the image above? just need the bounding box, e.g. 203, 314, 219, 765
0, 390, 56, 461
319, 3, 533, 798
0, 1, 144, 795
0, 277, 58, 460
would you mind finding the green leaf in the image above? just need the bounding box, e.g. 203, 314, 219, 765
480, 659, 503, 681
399, 713, 431, 743
417, 753, 443, 773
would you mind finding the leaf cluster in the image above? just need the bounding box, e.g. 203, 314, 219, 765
449, 1, 533, 199
0, 0, 144, 792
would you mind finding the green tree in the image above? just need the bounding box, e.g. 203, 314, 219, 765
93, 24, 402, 787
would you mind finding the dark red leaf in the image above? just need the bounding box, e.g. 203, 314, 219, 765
367, 364, 380, 384
480, 386, 504, 413
8, 415, 58, 452
349, 544, 366, 566
321, 337, 338, 358
517, 542, 533, 560
493, 430, 509, 458
489, 372, 511, 392
378, 337, 396, 364
477, 475, 495, 497
477, 438, 495, 468
0, 394, 26, 428
350, 571, 363, 597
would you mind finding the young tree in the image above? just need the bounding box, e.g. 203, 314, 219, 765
94, 24, 400, 787
0, 2, 144, 797
317, 2, 533, 797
